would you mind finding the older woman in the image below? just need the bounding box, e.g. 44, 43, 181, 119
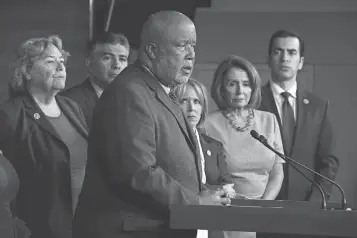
205, 55, 285, 238
0, 35, 88, 238
173, 78, 235, 238
173, 78, 235, 191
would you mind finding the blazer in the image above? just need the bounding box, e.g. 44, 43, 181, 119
60, 78, 98, 129
198, 130, 233, 189
73, 61, 204, 238
259, 83, 339, 201
0, 93, 88, 238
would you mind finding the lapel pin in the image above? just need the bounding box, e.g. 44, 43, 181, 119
303, 99, 309, 104
206, 150, 211, 156
34, 113, 40, 120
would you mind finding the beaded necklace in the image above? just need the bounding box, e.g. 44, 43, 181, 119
222, 108, 254, 132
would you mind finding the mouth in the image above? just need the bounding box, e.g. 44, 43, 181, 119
279, 66, 290, 71
187, 115, 197, 120
53, 76, 65, 79
182, 66, 193, 74
108, 73, 119, 77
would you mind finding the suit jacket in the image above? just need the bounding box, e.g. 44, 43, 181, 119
60, 78, 98, 129
259, 83, 339, 201
73, 61, 204, 238
198, 130, 233, 189
0, 93, 88, 238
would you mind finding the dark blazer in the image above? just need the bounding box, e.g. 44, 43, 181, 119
198, 130, 233, 189
60, 78, 98, 129
259, 83, 339, 201
0, 93, 88, 238
73, 61, 204, 238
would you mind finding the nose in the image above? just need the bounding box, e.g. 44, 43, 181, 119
112, 57, 121, 69
186, 44, 195, 61
236, 83, 242, 95
57, 61, 65, 71
281, 51, 289, 62
188, 100, 195, 111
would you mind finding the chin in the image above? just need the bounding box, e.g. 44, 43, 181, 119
175, 75, 190, 85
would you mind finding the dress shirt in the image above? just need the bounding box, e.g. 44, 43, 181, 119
89, 78, 104, 98
270, 80, 297, 121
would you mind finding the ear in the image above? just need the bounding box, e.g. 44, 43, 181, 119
298, 56, 304, 70
145, 43, 157, 60
85, 57, 92, 68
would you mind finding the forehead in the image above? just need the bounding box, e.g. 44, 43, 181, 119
183, 85, 200, 97
41, 44, 62, 58
92, 43, 129, 56
164, 22, 196, 43
272, 37, 300, 50
225, 68, 249, 81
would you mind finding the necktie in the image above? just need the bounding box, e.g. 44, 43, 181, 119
281, 91, 295, 155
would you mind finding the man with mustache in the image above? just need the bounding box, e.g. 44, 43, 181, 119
61, 32, 130, 128
259, 29, 339, 205
73, 11, 230, 238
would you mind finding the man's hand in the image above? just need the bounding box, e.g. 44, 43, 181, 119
198, 189, 231, 206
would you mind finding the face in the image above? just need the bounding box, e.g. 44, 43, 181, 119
88, 43, 129, 86
153, 22, 196, 87
28, 44, 66, 92
179, 86, 202, 129
268, 37, 304, 82
222, 68, 252, 109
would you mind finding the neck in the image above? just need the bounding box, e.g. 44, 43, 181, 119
230, 107, 249, 117
271, 76, 296, 91
29, 87, 57, 105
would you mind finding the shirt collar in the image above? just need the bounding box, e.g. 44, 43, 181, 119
141, 64, 171, 95
270, 80, 297, 99
89, 78, 103, 98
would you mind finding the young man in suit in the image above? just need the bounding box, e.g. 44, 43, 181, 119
61, 32, 130, 128
259, 30, 339, 203
73, 11, 230, 238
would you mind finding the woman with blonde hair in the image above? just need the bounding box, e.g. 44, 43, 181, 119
0, 35, 89, 238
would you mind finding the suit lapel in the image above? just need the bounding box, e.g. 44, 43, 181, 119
82, 78, 98, 114
57, 97, 89, 139
261, 83, 283, 128
291, 89, 308, 155
22, 94, 62, 142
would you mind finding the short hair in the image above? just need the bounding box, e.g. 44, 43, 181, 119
268, 29, 305, 57
9, 35, 70, 97
211, 55, 262, 110
87, 31, 130, 56
172, 78, 209, 128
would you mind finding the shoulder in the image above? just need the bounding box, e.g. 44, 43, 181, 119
60, 79, 92, 98
303, 90, 328, 108
200, 133, 224, 149
0, 97, 25, 120
253, 109, 276, 120
56, 95, 83, 113
206, 110, 223, 123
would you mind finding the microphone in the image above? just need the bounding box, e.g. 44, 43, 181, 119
251, 130, 347, 210
250, 130, 329, 210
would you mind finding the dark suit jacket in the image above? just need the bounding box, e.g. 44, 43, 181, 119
0, 93, 88, 238
73, 61, 204, 238
198, 130, 233, 189
60, 78, 98, 129
259, 83, 339, 202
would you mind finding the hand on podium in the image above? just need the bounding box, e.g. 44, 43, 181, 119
198, 189, 231, 206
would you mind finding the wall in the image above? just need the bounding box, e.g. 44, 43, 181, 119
193, 10, 357, 206
0, 0, 88, 102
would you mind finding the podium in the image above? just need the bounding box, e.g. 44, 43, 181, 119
170, 199, 357, 237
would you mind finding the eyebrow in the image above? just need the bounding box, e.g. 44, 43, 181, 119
102, 52, 128, 57
275, 47, 298, 52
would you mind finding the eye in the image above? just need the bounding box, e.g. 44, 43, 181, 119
194, 99, 200, 104
102, 55, 111, 61
180, 98, 188, 104
120, 58, 128, 62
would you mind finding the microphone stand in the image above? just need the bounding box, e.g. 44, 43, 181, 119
258, 135, 347, 210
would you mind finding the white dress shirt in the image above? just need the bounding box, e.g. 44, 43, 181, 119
193, 128, 208, 238
89, 78, 104, 98
270, 80, 297, 121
